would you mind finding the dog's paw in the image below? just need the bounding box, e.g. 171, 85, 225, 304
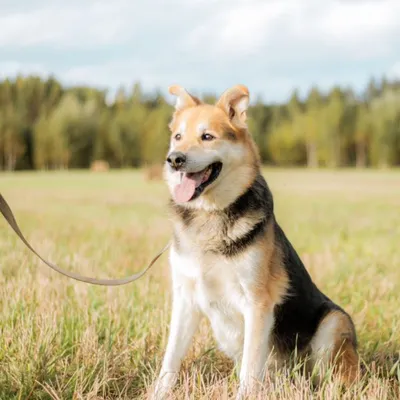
235, 387, 249, 400
235, 381, 263, 400
235, 384, 250, 400
151, 371, 178, 400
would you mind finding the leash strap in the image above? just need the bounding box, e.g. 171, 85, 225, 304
0, 193, 170, 286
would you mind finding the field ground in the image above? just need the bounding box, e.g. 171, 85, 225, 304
0, 169, 399, 399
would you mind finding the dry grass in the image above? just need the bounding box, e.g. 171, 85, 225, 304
0, 168, 399, 399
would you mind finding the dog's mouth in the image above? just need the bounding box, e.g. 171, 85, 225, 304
173, 162, 223, 203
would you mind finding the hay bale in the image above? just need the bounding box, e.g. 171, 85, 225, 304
90, 160, 110, 172
145, 164, 163, 181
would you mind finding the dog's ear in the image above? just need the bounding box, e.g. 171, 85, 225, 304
169, 85, 202, 111
216, 84, 249, 125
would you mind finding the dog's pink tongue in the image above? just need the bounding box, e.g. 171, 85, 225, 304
174, 173, 204, 203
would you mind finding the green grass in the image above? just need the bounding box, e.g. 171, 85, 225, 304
0, 169, 399, 399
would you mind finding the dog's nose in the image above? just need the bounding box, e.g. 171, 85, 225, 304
167, 152, 187, 170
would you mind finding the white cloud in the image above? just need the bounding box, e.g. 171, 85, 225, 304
186, 0, 400, 62
61, 59, 199, 94
0, 61, 48, 79
0, 1, 140, 48
314, 1, 400, 58
186, 1, 296, 57
7, 0, 397, 56
388, 62, 400, 78
62, 60, 157, 89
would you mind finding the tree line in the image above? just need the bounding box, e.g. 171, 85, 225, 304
0, 75, 399, 171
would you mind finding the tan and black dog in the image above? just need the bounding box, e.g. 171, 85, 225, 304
154, 84, 359, 398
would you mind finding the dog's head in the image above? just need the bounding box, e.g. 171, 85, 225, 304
165, 84, 260, 210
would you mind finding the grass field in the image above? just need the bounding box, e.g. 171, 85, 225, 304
0, 169, 399, 399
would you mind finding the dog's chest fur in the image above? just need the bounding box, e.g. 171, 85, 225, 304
170, 243, 262, 360
169, 177, 273, 359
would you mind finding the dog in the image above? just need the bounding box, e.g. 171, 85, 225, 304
153, 84, 359, 398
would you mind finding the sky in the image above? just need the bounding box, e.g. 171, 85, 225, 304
0, 0, 399, 103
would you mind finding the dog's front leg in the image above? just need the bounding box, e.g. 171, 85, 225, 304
153, 287, 201, 399
237, 305, 274, 399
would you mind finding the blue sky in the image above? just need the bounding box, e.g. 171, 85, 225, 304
1, 0, 399, 103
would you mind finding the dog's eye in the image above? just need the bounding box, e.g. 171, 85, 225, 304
174, 133, 182, 141
201, 133, 215, 141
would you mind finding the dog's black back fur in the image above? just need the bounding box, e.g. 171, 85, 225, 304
272, 223, 343, 353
